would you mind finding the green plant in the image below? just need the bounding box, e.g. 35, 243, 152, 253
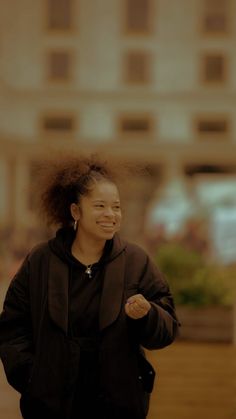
155, 243, 235, 307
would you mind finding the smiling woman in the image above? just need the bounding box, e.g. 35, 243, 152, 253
0, 154, 179, 419
71, 181, 122, 253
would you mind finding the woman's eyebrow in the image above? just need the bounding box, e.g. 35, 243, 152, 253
92, 199, 105, 203
92, 199, 120, 203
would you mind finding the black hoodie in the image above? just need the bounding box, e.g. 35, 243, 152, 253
49, 227, 127, 416
48, 227, 124, 339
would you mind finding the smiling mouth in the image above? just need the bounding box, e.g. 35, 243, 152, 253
99, 224, 115, 227
98, 223, 116, 229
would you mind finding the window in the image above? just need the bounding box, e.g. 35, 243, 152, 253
195, 116, 229, 139
202, 54, 226, 83
124, 51, 151, 84
125, 0, 151, 33
47, 0, 72, 30
47, 51, 71, 81
42, 115, 75, 135
185, 164, 232, 176
119, 115, 153, 137
202, 0, 229, 34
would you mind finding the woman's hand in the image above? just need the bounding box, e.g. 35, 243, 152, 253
125, 294, 151, 319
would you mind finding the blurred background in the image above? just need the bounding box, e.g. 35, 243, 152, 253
0, 0, 236, 418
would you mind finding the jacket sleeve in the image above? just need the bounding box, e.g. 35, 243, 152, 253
127, 251, 180, 350
0, 255, 34, 393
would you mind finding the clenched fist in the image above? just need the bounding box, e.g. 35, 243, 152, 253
125, 294, 151, 319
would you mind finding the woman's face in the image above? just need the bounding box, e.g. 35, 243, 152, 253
71, 180, 122, 242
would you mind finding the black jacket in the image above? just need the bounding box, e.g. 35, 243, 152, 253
0, 231, 179, 418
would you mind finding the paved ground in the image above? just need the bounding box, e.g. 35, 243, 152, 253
147, 341, 236, 419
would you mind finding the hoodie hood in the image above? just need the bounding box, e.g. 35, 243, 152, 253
48, 227, 126, 267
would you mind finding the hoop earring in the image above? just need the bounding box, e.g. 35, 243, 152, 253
73, 220, 78, 231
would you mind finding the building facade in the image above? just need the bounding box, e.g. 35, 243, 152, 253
1, 0, 236, 244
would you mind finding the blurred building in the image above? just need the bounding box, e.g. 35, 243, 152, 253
0, 0, 236, 243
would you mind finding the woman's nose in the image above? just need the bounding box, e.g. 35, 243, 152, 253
104, 207, 115, 216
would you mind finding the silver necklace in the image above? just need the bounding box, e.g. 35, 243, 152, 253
85, 264, 93, 278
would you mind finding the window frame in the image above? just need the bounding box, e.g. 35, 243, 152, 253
194, 114, 230, 140
40, 112, 77, 139
46, 49, 74, 83
118, 113, 154, 139
44, 0, 77, 33
200, 0, 231, 36
123, 0, 154, 35
123, 49, 152, 85
200, 52, 228, 85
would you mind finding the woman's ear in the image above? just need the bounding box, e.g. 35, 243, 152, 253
70, 203, 80, 221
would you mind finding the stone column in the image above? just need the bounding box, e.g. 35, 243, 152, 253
233, 303, 236, 345
14, 156, 30, 229
0, 158, 10, 225
3, 157, 17, 228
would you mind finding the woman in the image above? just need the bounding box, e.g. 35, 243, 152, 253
0, 155, 179, 419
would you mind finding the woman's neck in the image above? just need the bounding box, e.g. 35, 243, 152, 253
71, 234, 105, 265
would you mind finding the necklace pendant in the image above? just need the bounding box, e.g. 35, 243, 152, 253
85, 265, 92, 277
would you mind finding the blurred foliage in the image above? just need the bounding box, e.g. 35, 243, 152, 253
155, 243, 236, 307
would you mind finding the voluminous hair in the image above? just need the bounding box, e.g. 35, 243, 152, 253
36, 154, 120, 227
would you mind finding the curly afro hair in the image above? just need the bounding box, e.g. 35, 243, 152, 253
36, 153, 120, 227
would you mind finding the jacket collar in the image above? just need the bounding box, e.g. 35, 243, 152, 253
48, 244, 126, 334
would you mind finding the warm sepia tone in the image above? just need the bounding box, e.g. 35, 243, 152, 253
0, 1, 236, 418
